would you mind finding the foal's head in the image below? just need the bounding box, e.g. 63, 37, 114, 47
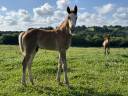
67, 5, 78, 30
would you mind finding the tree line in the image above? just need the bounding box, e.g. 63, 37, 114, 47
0, 25, 128, 47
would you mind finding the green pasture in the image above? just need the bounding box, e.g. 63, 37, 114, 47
0, 45, 128, 96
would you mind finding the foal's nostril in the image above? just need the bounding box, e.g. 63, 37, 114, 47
71, 28, 75, 32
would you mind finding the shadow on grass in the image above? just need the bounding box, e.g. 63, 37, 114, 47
120, 54, 128, 58
68, 86, 123, 96
18, 84, 123, 96
34, 67, 75, 76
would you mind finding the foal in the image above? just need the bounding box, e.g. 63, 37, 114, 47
19, 6, 78, 86
103, 34, 110, 55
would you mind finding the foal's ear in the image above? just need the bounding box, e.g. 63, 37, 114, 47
74, 5, 77, 14
67, 6, 70, 13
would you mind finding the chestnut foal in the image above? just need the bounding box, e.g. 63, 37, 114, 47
19, 6, 78, 86
103, 34, 110, 55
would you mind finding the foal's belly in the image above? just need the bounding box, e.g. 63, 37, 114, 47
37, 39, 70, 51
38, 40, 58, 50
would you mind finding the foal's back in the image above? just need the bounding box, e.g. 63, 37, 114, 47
23, 28, 71, 51
23, 28, 59, 50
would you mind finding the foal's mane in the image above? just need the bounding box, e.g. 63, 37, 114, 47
56, 17, 69, 31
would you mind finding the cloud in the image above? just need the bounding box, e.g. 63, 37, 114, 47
0, 8, 32, 31
18, 9, 31, 22
78, 12, 106, 26
31, 10, 66, 28
0, 15, 4, 25
4, 12, 18, 26
5, 9, 31, 24
32, 1, 68, 28
56, 0, 69, 9
53, 10, 66, 20
77, 3, 115, 26
33, 3, 53, 17
111, 7, 128, 26
0, 2, 128, 31
4, 19, 17, 26
113, 7, 128, 20
79, 7, 86, 11
0, 6, 7, 12
96, 3, 114, 15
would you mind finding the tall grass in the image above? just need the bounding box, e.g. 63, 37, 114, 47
0, 45, 127, 96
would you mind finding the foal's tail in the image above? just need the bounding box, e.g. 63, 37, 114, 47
18, 32, 25, 55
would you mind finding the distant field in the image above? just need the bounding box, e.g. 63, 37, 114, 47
0, 45, 128, 96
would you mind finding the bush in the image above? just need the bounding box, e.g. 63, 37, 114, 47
0, 25, 128, 47
0, 33, 19, 45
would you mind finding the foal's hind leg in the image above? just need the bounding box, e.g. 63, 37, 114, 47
27, 51, 36, 85
22, 54, 31, 85
22, 46, 37, 85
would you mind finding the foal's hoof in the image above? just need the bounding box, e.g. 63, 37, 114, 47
56, 79, 62, 85
65, 83, 72, 89
67, 85, 73, 89
58, 82, 63, 86
31, 82, 34, 85
63, 81, 69, 85
30, 80, 34, 85
21, 81, 27, 86
63, 81, 70, 88
56, 80, 62, 86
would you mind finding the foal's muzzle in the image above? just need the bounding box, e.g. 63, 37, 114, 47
71, 27, 75, 32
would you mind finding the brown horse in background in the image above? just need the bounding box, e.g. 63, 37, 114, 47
18, 6, 78, 87
103, 34, 110, 55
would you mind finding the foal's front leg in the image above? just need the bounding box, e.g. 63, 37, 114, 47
107, 47, 110, 55
61, 50, 69, 85
104, 47, 106, 55
56, 53, 62, 84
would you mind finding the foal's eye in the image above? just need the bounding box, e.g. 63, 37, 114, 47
68, 16, 70, 19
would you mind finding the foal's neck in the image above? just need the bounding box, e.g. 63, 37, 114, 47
57, 18, 71, 34
105, 39, 110, 42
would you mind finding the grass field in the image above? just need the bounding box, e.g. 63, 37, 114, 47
0, 45, 128, 96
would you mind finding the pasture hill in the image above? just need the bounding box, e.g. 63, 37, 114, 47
0, 25, 128, 47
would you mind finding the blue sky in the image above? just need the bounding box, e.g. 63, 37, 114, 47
0, 0, 128, 31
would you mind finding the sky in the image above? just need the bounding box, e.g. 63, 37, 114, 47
0, 0, 128, 31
